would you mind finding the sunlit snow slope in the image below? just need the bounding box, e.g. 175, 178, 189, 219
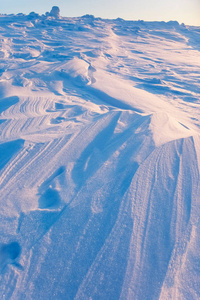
0, 13, 200, 300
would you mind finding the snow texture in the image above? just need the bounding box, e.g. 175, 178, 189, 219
0, 11, 200, 300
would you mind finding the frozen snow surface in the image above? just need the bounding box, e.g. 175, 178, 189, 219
0, 12, 200, 300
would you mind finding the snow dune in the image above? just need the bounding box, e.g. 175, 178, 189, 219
0, 12, 200, 299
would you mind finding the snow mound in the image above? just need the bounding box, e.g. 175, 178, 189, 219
58, 57, 91, 86
49, 6, 60, 18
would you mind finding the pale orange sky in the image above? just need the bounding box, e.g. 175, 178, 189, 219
0, 0, 199, 26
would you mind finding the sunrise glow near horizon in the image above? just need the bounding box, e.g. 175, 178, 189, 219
0, 0, 199, 26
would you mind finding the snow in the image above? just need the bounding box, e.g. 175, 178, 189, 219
49, 6, 60, 19
0, 11, 200, 299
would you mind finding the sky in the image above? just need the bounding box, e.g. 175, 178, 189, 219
0, 0, 199, 26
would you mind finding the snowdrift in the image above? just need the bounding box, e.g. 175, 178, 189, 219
0, 12, 200, 299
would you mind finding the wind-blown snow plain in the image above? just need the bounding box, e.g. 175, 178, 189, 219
0, 12, 200, 299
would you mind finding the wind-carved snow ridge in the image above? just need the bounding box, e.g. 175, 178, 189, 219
0, 12, 200, 300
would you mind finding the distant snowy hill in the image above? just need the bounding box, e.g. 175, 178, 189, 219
0, 12, 200, 300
